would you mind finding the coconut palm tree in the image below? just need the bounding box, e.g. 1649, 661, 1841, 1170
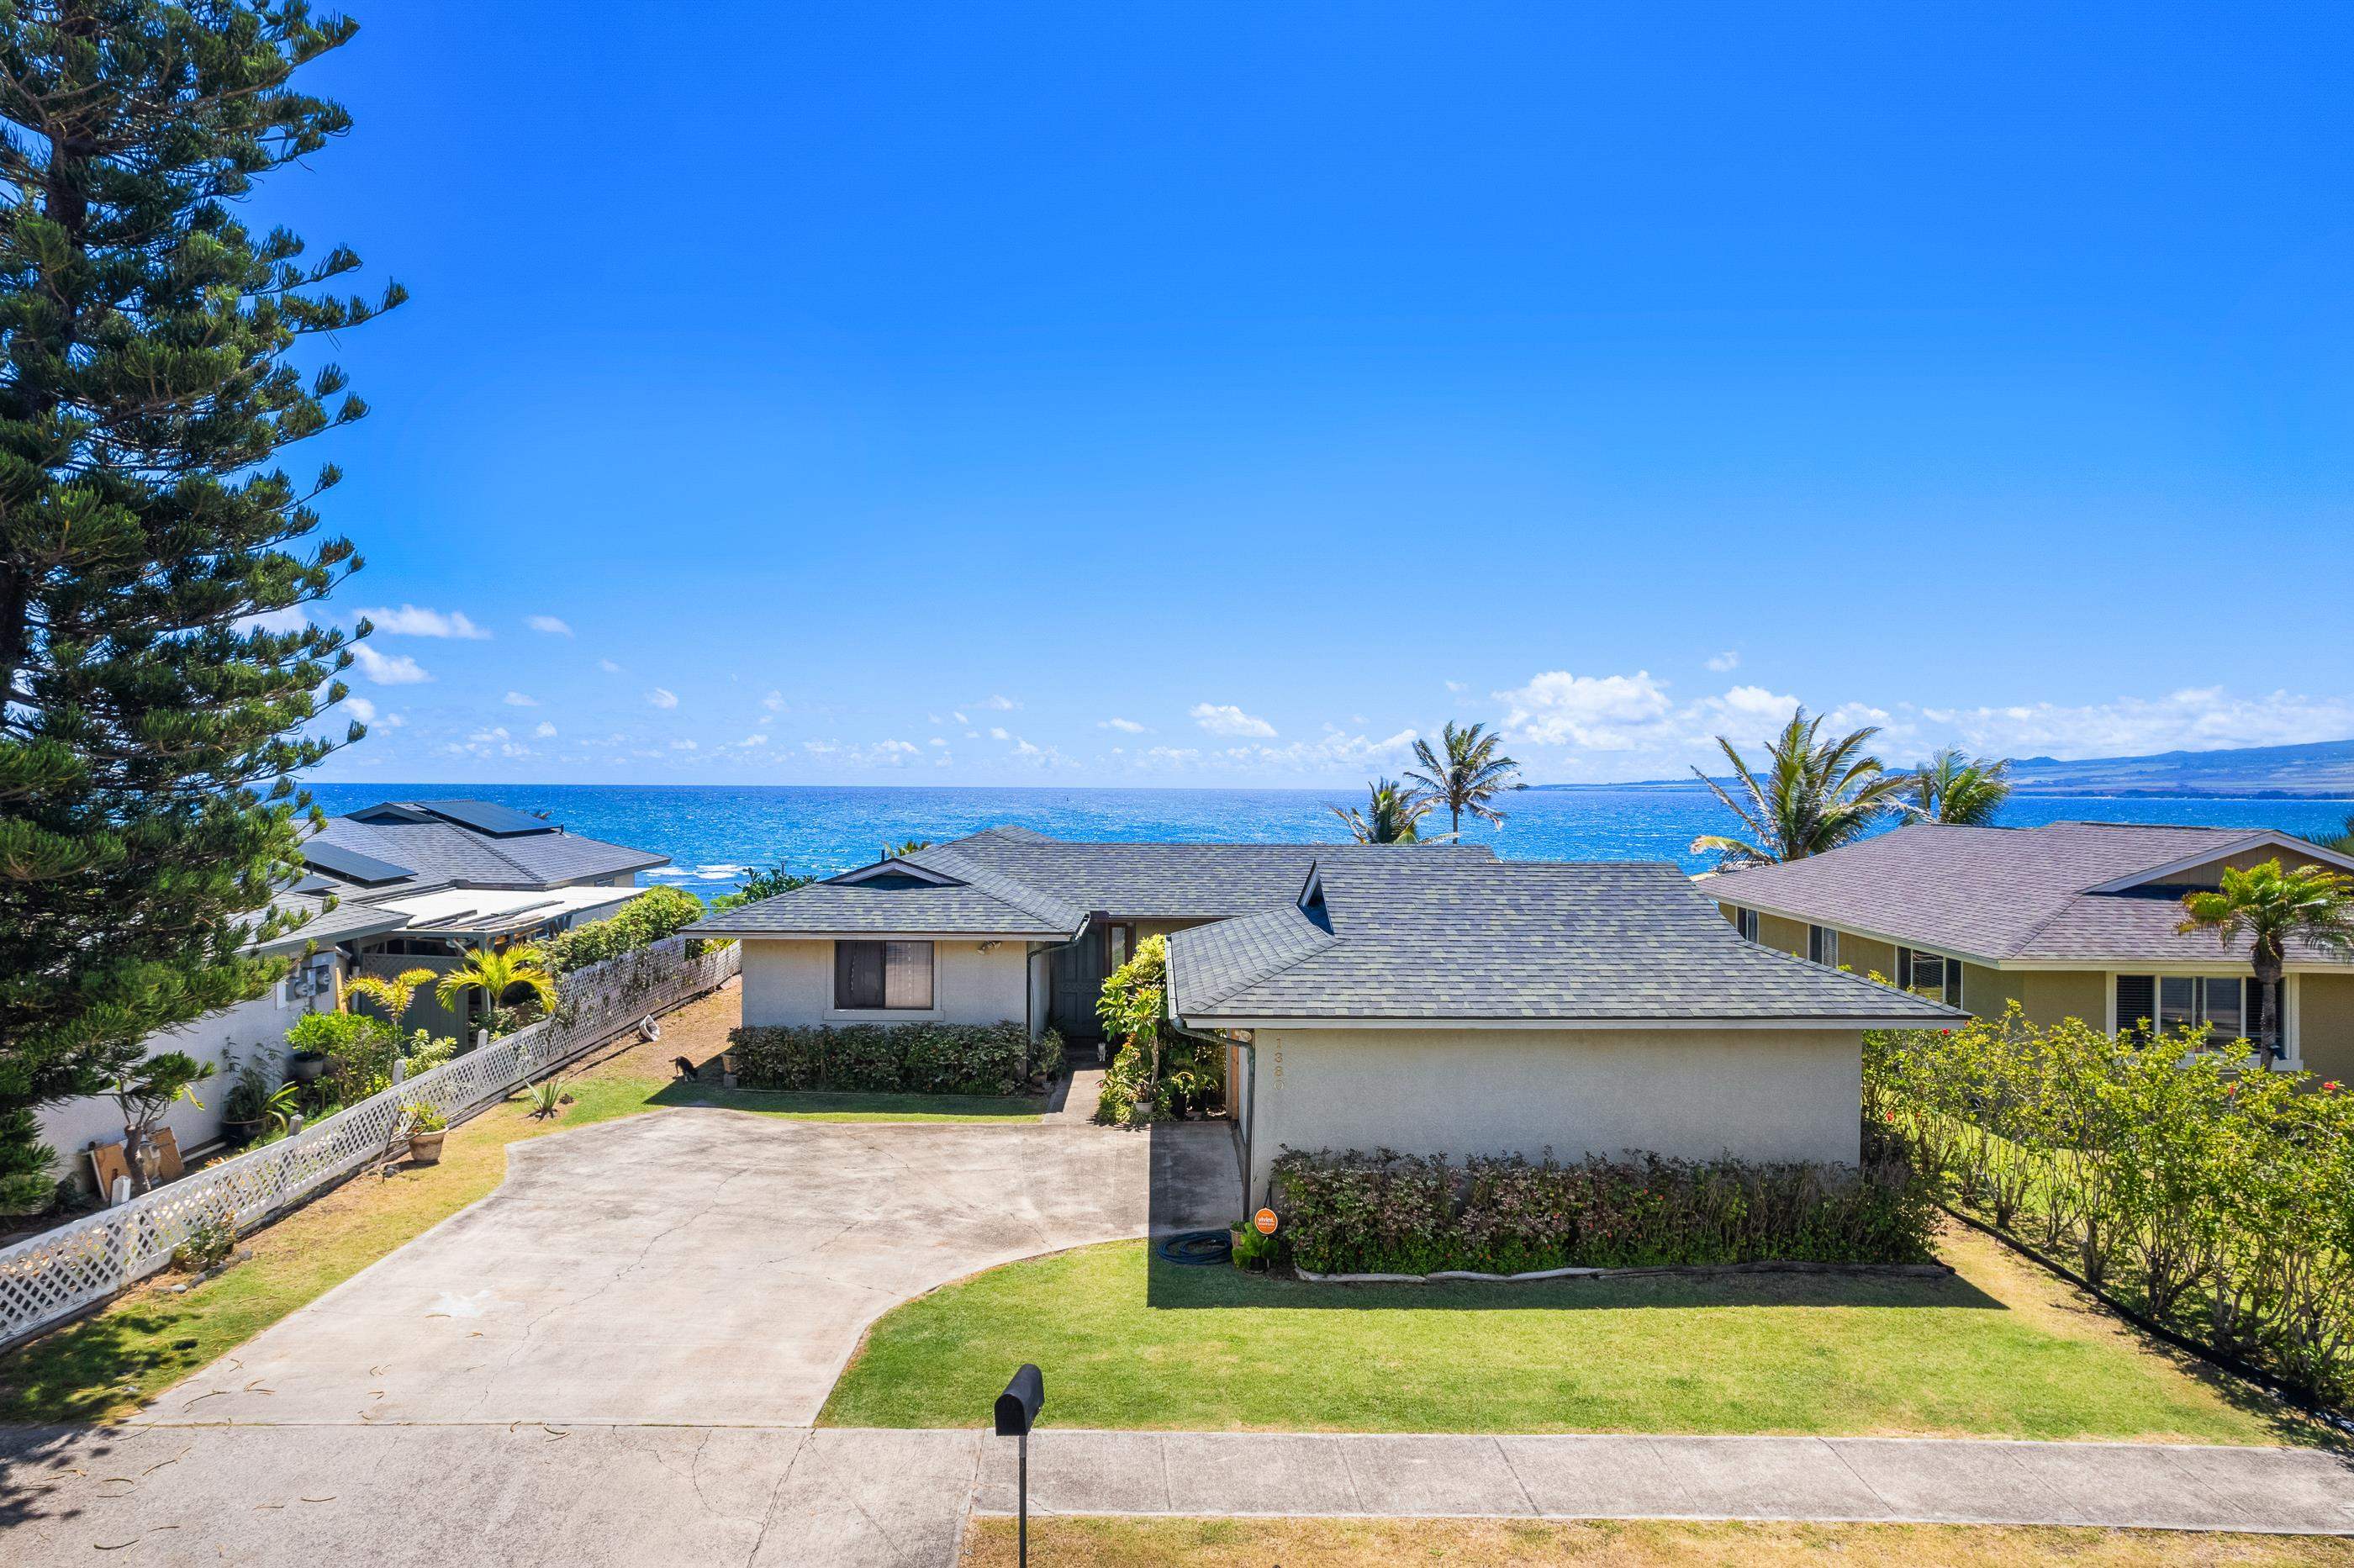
881, 838, 932, 859
1404, 721, 1522, 840
1329, 779, 1437, 844
434, 942, 559, 1039
2177, 858, 2354, 1068
1689, 708, 1909, 868
1903, 747, 2014, 826
2310, 814, 2354, 857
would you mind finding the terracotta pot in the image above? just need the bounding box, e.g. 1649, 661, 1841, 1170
408, 1130, 446, 1165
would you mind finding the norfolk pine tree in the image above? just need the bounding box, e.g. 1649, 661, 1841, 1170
0, 1, 400, 1209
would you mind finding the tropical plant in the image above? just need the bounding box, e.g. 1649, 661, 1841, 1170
714, 860, 815, 911
435, 943, 558, 1039
1328, 779, 1437, 844
1902, 747, 2014, 826
343, 968, 436, 1032
2177, 858, 2354, 1068
2311, 814, 2354, 857
523, 1077, 567, 1120
546, 886, 704, 972
399, 1101, 446, 1134
0, 0, 401, 1234
1689, 708, 1909, 868
1403, 721, 1521, 840
108, 1052, 217, 1194
882, 838, 932, 859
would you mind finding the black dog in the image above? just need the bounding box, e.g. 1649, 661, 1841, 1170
672, 1055, 699, 1082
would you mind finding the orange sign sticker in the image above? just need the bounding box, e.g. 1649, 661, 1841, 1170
1253, 1208, 1278, 1236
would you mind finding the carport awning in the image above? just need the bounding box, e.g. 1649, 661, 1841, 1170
374, 884, 647, 937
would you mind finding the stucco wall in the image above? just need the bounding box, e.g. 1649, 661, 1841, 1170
36, 959, 346, 1192
1755, 912, 1809, 958
1244, 1025, 1864, 1206
1834, 932, 1897, 984
2299, 974, 2354, 1082
2019, 970, 2108, 1029
1961, 963, 2022, 1018
738, 938, 1031, 1029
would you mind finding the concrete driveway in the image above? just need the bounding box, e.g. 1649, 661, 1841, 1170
143, 1110, 1235, 1429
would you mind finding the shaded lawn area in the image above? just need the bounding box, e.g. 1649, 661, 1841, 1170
0, 990, 1040, 1426
824, 1224, 2327, 1446
958, 1518, 2354, 1567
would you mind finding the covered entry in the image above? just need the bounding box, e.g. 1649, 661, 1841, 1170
1048, 916, 1133, 1042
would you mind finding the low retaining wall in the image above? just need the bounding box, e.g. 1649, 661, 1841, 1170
0, 937, 740, 1351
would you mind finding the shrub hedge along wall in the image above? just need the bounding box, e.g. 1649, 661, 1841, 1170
1272, 1148, 1937, 1275
727, 1022, 1061, 1098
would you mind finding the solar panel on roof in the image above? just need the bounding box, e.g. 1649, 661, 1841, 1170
299, 839, 416, 887
412, 799, 557, 837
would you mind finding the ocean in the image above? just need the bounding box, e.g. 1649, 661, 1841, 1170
303, 784, 2354, 902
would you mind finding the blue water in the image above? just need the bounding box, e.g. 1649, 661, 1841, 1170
301, 784, 2354, 901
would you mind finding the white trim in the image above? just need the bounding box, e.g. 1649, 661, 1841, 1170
1175, 1012, 1955, 1032
2083, 831, 2354, 894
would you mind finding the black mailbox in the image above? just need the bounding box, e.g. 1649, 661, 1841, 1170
995, 1363, 1044, 1437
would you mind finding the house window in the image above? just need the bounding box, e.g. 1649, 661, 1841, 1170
2153, 975, 2245, 1041
1895, 947, 1963, 1007
1808, 925, 1839, 967
1731, 906, 1759, 943
834, 940, 934, 1011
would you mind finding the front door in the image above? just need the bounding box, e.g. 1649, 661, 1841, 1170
1048, 921, 1135, 1042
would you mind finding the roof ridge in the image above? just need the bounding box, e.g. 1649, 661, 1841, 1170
1185, 907, 1343, 1011
911, 844, 1083, 930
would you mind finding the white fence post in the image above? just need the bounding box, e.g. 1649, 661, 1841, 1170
0, 937, 739, 1349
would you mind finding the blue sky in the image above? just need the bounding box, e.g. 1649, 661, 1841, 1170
277, 3, 2354, 787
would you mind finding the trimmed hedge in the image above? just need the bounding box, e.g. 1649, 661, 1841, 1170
546, 884, 706, 974
728, 1021, 1061, 1098
1272, 1147, 1937, 1276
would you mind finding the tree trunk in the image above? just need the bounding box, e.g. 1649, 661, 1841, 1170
2256, 956, 2283, 1070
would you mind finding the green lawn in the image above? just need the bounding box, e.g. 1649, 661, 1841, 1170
825, 1227, 2325, 1445
0, 1006, 1039, 1426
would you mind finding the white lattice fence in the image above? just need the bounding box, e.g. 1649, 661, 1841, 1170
0, 936, 739, 1349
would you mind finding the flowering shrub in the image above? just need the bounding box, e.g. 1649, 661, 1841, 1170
728, 1021, 1058, 1097
1867, 1006, 2354, 1403
1273, 1148, 1934, 1276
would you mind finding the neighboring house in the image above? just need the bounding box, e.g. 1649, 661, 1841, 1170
37, 800, 667, 1191
689, 827, 1957, 1207
1707, 821, 2354, 1076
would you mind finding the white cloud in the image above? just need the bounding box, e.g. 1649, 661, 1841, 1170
1444, 679, 1468, 694
1190, 702, 1277, 738
952, 710, 969, 725
1493, 670, 1673, 748
670, 738, 698, 751
526, 615, 573, 637
980, 694, 1021, 710
598, 657, 624, 674
989, 726, 1011, 742
503, 690, 538, 707
736, 732, 768, 747
762, 690, 785, 713
361, 604, 488, 640
1706, 651, 1741, 673
534, 721, 558, 738
350, 642, 431, 685
1100, 717, 1148, 733
241, 605, 310, 634
344, 695, 377, 723
800, 736, 922, 767
378, 711, 405, 729
1921, 686, 2354, 759
647, 687, 678, 710
928, 736, 947, 747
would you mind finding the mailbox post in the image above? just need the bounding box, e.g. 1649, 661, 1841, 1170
995, 1363, 1045, 1567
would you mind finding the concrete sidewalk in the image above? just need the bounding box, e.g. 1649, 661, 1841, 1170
9, 1424, 2349, 1565
972, 1429, 2354, 1536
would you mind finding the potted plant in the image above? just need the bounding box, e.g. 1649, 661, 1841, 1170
218, 1048, 278, 1147
401, 1102, 448, 1164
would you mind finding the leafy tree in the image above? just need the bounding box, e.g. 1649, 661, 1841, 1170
1902, 747, 2013, 826
435, 942, 557, 1039
1329, 778, 1436, 844
2177, 858, 2354, 1069
0, 4, 398, 1186
1403, 721, 1520, 840
713, 858, 814, 911
106, 1048, 214, 1194
1689, 708, 1908, 868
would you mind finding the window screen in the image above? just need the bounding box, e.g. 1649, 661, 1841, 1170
836, 940, 934, 1010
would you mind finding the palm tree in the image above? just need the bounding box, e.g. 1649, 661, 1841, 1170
343, 966, 436, 1032
1689, 708, 1909, 868
2310, 814, 2354, 857
1903, 747, 2014, 826
881, 838, 932, 859
1404, 721, 1521, 840
1329, 779, 1437, 844
2177, 858, 2354, 1069
435, 942, 559, 1039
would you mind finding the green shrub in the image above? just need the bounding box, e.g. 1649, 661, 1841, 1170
1090, 935, 1222, 1123
728, 1021, 1037, 1097
1272, 1148, 1936, 1277
547, 884, 705, 974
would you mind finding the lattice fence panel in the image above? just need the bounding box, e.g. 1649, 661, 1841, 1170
0, 937, 740, 1348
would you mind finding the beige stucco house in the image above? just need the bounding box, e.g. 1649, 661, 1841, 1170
1708, 821, 2354, 1078
689, 828, 1958, 1209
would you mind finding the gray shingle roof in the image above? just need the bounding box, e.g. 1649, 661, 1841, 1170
685, 875, 1072, 937
306, 813, 666, 892
1168, 857, 1961, 1024
1709, 821, 2354, 966
249, 890, 410, 953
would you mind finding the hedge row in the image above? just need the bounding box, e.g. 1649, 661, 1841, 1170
546, 884, 708, 973
1272, 1148, 1938, 1276
727, 1021, 1061, 1098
